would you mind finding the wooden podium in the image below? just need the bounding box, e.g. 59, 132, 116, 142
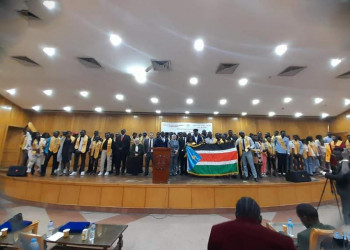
152, 148, 171, 184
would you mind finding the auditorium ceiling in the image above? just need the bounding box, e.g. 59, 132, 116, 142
0, 0, 350, 117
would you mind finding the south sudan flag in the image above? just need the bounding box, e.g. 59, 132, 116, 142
186, 142, 238, 176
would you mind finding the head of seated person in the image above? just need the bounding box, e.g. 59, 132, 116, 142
296, 203, 335, 250
235, 197, 262, 223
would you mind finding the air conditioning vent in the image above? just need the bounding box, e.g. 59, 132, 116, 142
216, 63, 239, 74
77, 57, 102, 68
151, 60, 171, 71
278, 66, 306, 76
16, 10, 40, 20
12, 56, 40, 66
336, 71, 350, 79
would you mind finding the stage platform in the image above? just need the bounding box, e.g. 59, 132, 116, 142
0, 173, 334, 212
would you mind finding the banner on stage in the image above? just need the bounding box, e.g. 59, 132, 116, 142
186, 143, 238, 176
161, 122, 212, 133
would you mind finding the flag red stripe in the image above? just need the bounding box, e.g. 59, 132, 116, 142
199, 151, 238, 162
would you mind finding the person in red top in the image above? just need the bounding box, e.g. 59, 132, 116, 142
208, 197, 296, 250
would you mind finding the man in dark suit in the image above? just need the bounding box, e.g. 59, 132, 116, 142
154, 131, 168, 148
191, 129, 203, 144
208, 197, 295, 250
178, 132, 187, 175
114, 129, 130, 175
143, 132, 155, 176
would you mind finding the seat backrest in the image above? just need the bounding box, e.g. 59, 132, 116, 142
309, 228, 335, 250
18, 233, 45, 250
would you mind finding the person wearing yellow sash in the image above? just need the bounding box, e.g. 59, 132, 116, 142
27, 132, 44, 174
71, 130, 91, 176
292, 135, 304, 170
330, 136, 345, 168
286, 135, 295, 173
274, 130, 290, 176
235, 131, 259, 182
86, 135, 102, 175
42, 131, 60, 176
98, 132, 114, 176
263, 136, 276, 176
214, 133, 224, 144
305, 136, 318, 175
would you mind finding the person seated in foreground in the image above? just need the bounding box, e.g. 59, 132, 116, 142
208, 197, 295, 250
296, 203, 335, 250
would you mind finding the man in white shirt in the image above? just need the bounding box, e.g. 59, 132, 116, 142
205, 132, 215, 144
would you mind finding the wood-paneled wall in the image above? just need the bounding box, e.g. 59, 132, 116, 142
28, 111, 329, 138
0, 95, 29, 164
329, 110, 350, 135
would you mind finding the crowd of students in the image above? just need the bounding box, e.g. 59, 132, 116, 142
20, 123, 350, 180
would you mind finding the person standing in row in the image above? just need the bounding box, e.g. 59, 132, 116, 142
192, 129, 203, 145
169, 134, 179, 176
235, 131, 259, 182
20, 129, 29, 166
154, 131, 168, 147
292, 135, 303, 170
42, 131, 60, 176
87, 135, 102, 175
98, 132, 113, 176
128, 138, 144, 175
57, 131, 74, 176
287, 135, 294, 172
71, 130, 91, 176
27, 132, 44, 174
178, 132, 187, 175
143, 132, 154, 176
274, 130, 289, 176
264, 136, 276, 176
115, 129, 130, 175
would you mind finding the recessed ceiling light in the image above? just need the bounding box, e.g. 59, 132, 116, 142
183, 116, 188, 119
283, 97, 292, 103
155, 110, 161, 114
115, 94, 124, 101
194, 39, 204, 51
43, 1, 56, 10
275, 44, 288, 56
43, 47, 56, 57
330, 58, 342, 68
252, 99, 260, 105
238, 78, 248, 86
125, 108, 132, 113
1, 105, 12, 110
32, 105, 41, 112
189, 77, 198, 85
208, 117, 213, 120
80, 91, 89, 98
268, 111, 275, 117
43, 89, 53, 96
186, 98, 194, 105
110, 34, 122, 46
295, 112, 303, 118
346, 114, 350, 119
6, 88, 16, 96
95, 107, 103, 113
133, 115, 138, 118
314, 97, 323, 104
345, 99, 350, 106
321, 113, 329, 119
219, 98, 227, 105
185, 111, 190, 114
128, 67, 147, 84
241, 112, 247, 116
213, 111, 219, 115
63, 106, 72, 112
150, 97, 159, 104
